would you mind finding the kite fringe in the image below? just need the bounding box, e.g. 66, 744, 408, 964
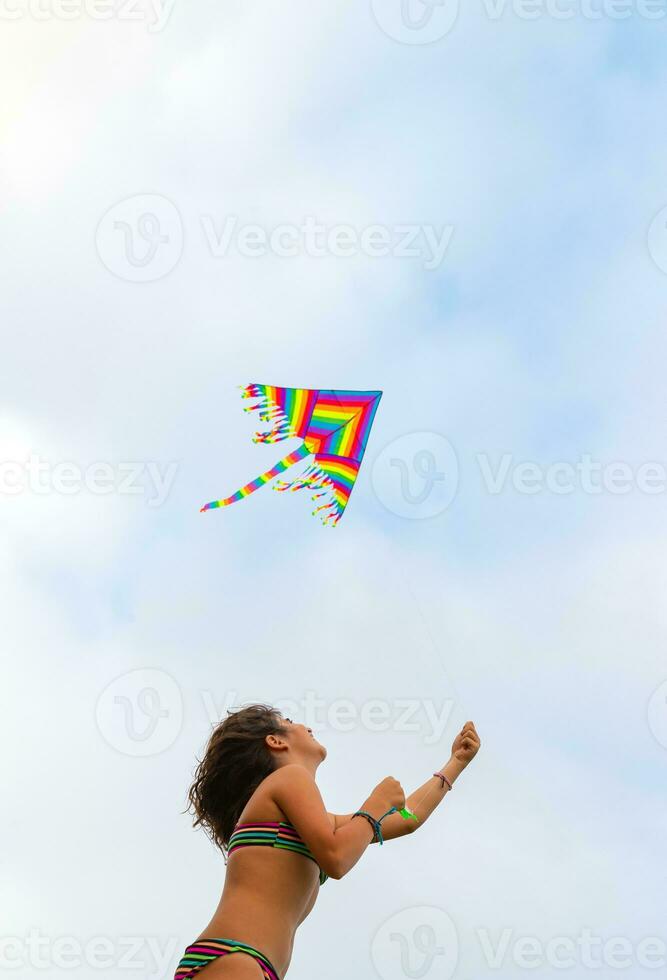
274, 461, 342, 527
240, 384, 294, 445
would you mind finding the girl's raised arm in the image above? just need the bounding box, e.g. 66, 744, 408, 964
330, 721, 481, 842
269, 764, 405, 878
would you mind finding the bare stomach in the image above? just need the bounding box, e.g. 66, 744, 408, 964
192, 959, 271, 980
194, 850, 321, 979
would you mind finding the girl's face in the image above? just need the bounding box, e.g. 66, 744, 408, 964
283, 717, 327, 761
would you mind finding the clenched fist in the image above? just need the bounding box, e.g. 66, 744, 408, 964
451, 721, 481, 766
370, 776, 406, 814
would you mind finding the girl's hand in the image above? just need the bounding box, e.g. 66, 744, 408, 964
451, 721, 481, 766
368, 776, 406, 815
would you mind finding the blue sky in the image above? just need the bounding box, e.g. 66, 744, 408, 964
2, 2, 667, 979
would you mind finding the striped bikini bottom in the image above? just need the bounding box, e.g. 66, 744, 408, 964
175, 939, 280, 980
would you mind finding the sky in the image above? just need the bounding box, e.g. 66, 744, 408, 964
1, 2, 667, 979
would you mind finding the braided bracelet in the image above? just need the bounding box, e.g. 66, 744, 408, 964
352, 810, 385, 845
433, 771, 454, 791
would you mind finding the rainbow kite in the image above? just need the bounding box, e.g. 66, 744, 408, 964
201, 384, 383, 526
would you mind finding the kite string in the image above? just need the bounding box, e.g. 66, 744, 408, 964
387, 552, 462, 820
403, 773, 453, 822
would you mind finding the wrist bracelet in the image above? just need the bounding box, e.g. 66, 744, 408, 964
352, 810, 385, 845
433, 771, 453, 791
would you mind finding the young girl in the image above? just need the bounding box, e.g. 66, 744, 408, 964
175, 704, 481, 980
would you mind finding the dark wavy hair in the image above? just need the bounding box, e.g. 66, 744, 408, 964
187, 704, 286, 852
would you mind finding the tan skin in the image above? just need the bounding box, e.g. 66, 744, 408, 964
195, 719, 481, 979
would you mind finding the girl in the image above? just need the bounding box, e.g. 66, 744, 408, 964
175, 704, 481, 980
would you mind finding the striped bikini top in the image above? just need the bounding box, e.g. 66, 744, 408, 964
228, 821, 328, 885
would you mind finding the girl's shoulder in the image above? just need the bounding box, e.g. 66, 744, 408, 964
237, 766, 316, 824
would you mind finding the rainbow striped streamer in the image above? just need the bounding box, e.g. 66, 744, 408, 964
201, 384, 382, 525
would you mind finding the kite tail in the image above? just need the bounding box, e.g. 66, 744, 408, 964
274, 462, 344, 527
200, 443, 312, 512
240, 384, 295, 444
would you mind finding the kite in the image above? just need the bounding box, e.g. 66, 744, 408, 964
201, 384, 383, 526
